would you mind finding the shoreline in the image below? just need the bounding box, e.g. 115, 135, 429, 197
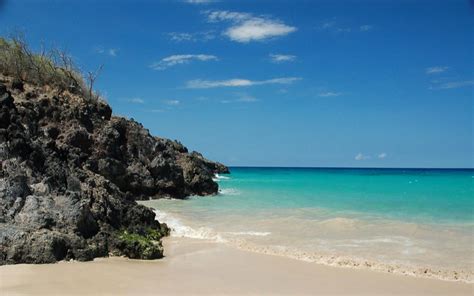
150, 206, 473, 283
233, 240, 473, 283
1, 237, 472, 296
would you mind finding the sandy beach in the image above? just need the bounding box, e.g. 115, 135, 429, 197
1, 237, 472, 296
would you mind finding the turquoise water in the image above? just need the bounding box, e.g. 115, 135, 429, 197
211, 168, 474, 224
143, 167, 474, 282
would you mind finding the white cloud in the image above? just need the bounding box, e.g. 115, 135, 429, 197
426, 66, 449, 74
207, 10, 251, 22
226, 19, 296, 43
186, 77, 302, 89
168, 31, 216, 42
318, 92, 342, 97
164, 99, 180, 105
128, 97, 145, 104
355, 152, 387, 160
270, 54, 296, 63
205, 10, 296, 43
434, 80, 474, 89
150, 54, 218, 70
359, 25, 373, 32
355, 153, 371, 161
168, 32, 194, 42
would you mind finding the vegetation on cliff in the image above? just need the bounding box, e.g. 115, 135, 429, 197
0, 36, 101, 101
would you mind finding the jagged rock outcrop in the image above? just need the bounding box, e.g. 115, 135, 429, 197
0, 76, 228, 265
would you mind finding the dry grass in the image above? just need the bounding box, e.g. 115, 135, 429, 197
0, 36, 101, 101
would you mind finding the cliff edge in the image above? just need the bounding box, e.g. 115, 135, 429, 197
0, 75, 228, 265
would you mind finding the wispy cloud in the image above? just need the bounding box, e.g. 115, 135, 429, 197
186, 77, 302, 89
167, 31, 216, 42
108, 48, 118, 57
425, 66, 449, 74
426, 67, 473, 90
355, 153, 370, 161
219, 93, 259, 104
163, 99, 180, 105
95, 46, 119, 57
269, 54, 296, 63
206, 10, 252, 22
148, 109, 165, 113
236, 93, 258, 102
319, 21, 336, 30
150, 54, 218, 70
128, 97, 145, 104
432, 80, 474, 90
318, 21, 351, 33
318, 92, 342, 97
318, 20, 373, 34
185, 0, 216, 3
204, 10, 297, 43
355, 152, 388, 160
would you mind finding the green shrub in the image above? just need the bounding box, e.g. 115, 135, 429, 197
116, 228, 166, 259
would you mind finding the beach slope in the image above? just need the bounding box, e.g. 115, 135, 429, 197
1, 237, 471, 296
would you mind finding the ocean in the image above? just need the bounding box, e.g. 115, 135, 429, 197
141, 167, 474, 282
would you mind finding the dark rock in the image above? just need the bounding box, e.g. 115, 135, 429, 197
0, 75, 228, 265
0, 84, 7, 95
11, 80, 24, 92
45, 126, 60, 139
0, 92, 13, 107
67, 175, 82, 192
63, 126, 92, 152
97, 102, 112, 120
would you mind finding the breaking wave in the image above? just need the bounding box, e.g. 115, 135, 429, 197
154, 209, 226, 242
213, 174, 231, 181
218, 188, 241, 195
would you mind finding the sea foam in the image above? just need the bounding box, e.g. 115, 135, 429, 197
213, 174, 230, 181
154, 210, 226, 242
218, 188, 241, 195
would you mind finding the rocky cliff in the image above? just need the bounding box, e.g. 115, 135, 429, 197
0, 75, 228, 265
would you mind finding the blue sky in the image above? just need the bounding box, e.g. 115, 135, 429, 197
1, 0, 473, 168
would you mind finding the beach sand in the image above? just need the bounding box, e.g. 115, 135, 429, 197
1, 237, 472, 296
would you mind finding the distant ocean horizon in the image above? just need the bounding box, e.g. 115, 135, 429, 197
142, 167, 474, 282
229, 166, 474, 170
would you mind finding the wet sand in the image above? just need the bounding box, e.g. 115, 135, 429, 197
1, 237, 472, 295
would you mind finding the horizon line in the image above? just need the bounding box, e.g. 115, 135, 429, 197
226, 166, 474, 170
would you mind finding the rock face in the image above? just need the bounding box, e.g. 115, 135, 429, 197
0, 76, 228, 265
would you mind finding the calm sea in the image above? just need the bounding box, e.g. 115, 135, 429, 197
142, 167, 474, 282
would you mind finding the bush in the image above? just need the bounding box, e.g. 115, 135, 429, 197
0, 35, 102, 101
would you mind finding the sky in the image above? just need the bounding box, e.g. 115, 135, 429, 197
0, 0, 473, 168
